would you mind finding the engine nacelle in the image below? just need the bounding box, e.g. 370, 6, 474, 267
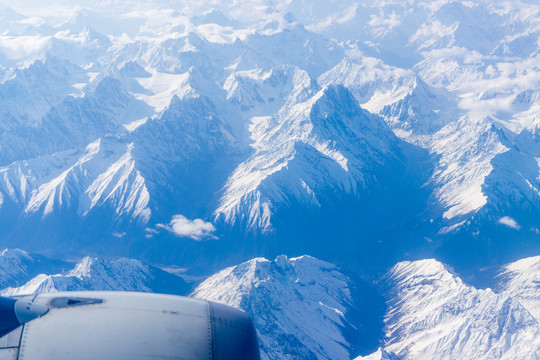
0, 292, 260, 360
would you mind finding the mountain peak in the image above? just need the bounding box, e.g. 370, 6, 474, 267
354, 348, 396, 360
0, 248, 31, 260
192, 254, 358, 360
383, 258, 540, 360
1, 254, 189, 297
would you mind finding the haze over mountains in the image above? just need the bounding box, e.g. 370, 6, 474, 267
0, 0, 538, 358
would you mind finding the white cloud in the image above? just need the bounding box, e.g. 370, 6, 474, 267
369, 11, 401, 38
498, 216, 521, 230
0, 35, 52, 62
158, 215, 217, 240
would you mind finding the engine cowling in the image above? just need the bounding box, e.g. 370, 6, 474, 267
0, 292, 260, 360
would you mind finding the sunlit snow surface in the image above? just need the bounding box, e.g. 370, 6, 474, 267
498, 256, 540, 322
193, 255, 356, 360
382, 259, 540, 360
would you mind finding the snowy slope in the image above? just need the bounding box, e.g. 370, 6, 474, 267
0, 56, 88, 131
192, 255, 365, 360
215, 85, 403, 230
382, 259, 540, 360
0, 254, 190, 296
0, 248, 68, 289
354, 348, 397, 360
0, 138, 151, 222
424, 117, 509, 222
497, 255, 540, 322
480, 127, 540, 224
319, 56, 458, 136
0, 75, 129, 166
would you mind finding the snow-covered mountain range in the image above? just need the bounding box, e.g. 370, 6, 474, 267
0, 1, 538, 358
6, 248, 540, 359
193, 254, 386, 360
381, 259, 540, 360
0, 248, 190, 296
193, 254, 540, 360
0, 0, 536, 274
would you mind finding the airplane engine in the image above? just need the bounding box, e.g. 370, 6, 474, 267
0, 292, 260, 360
